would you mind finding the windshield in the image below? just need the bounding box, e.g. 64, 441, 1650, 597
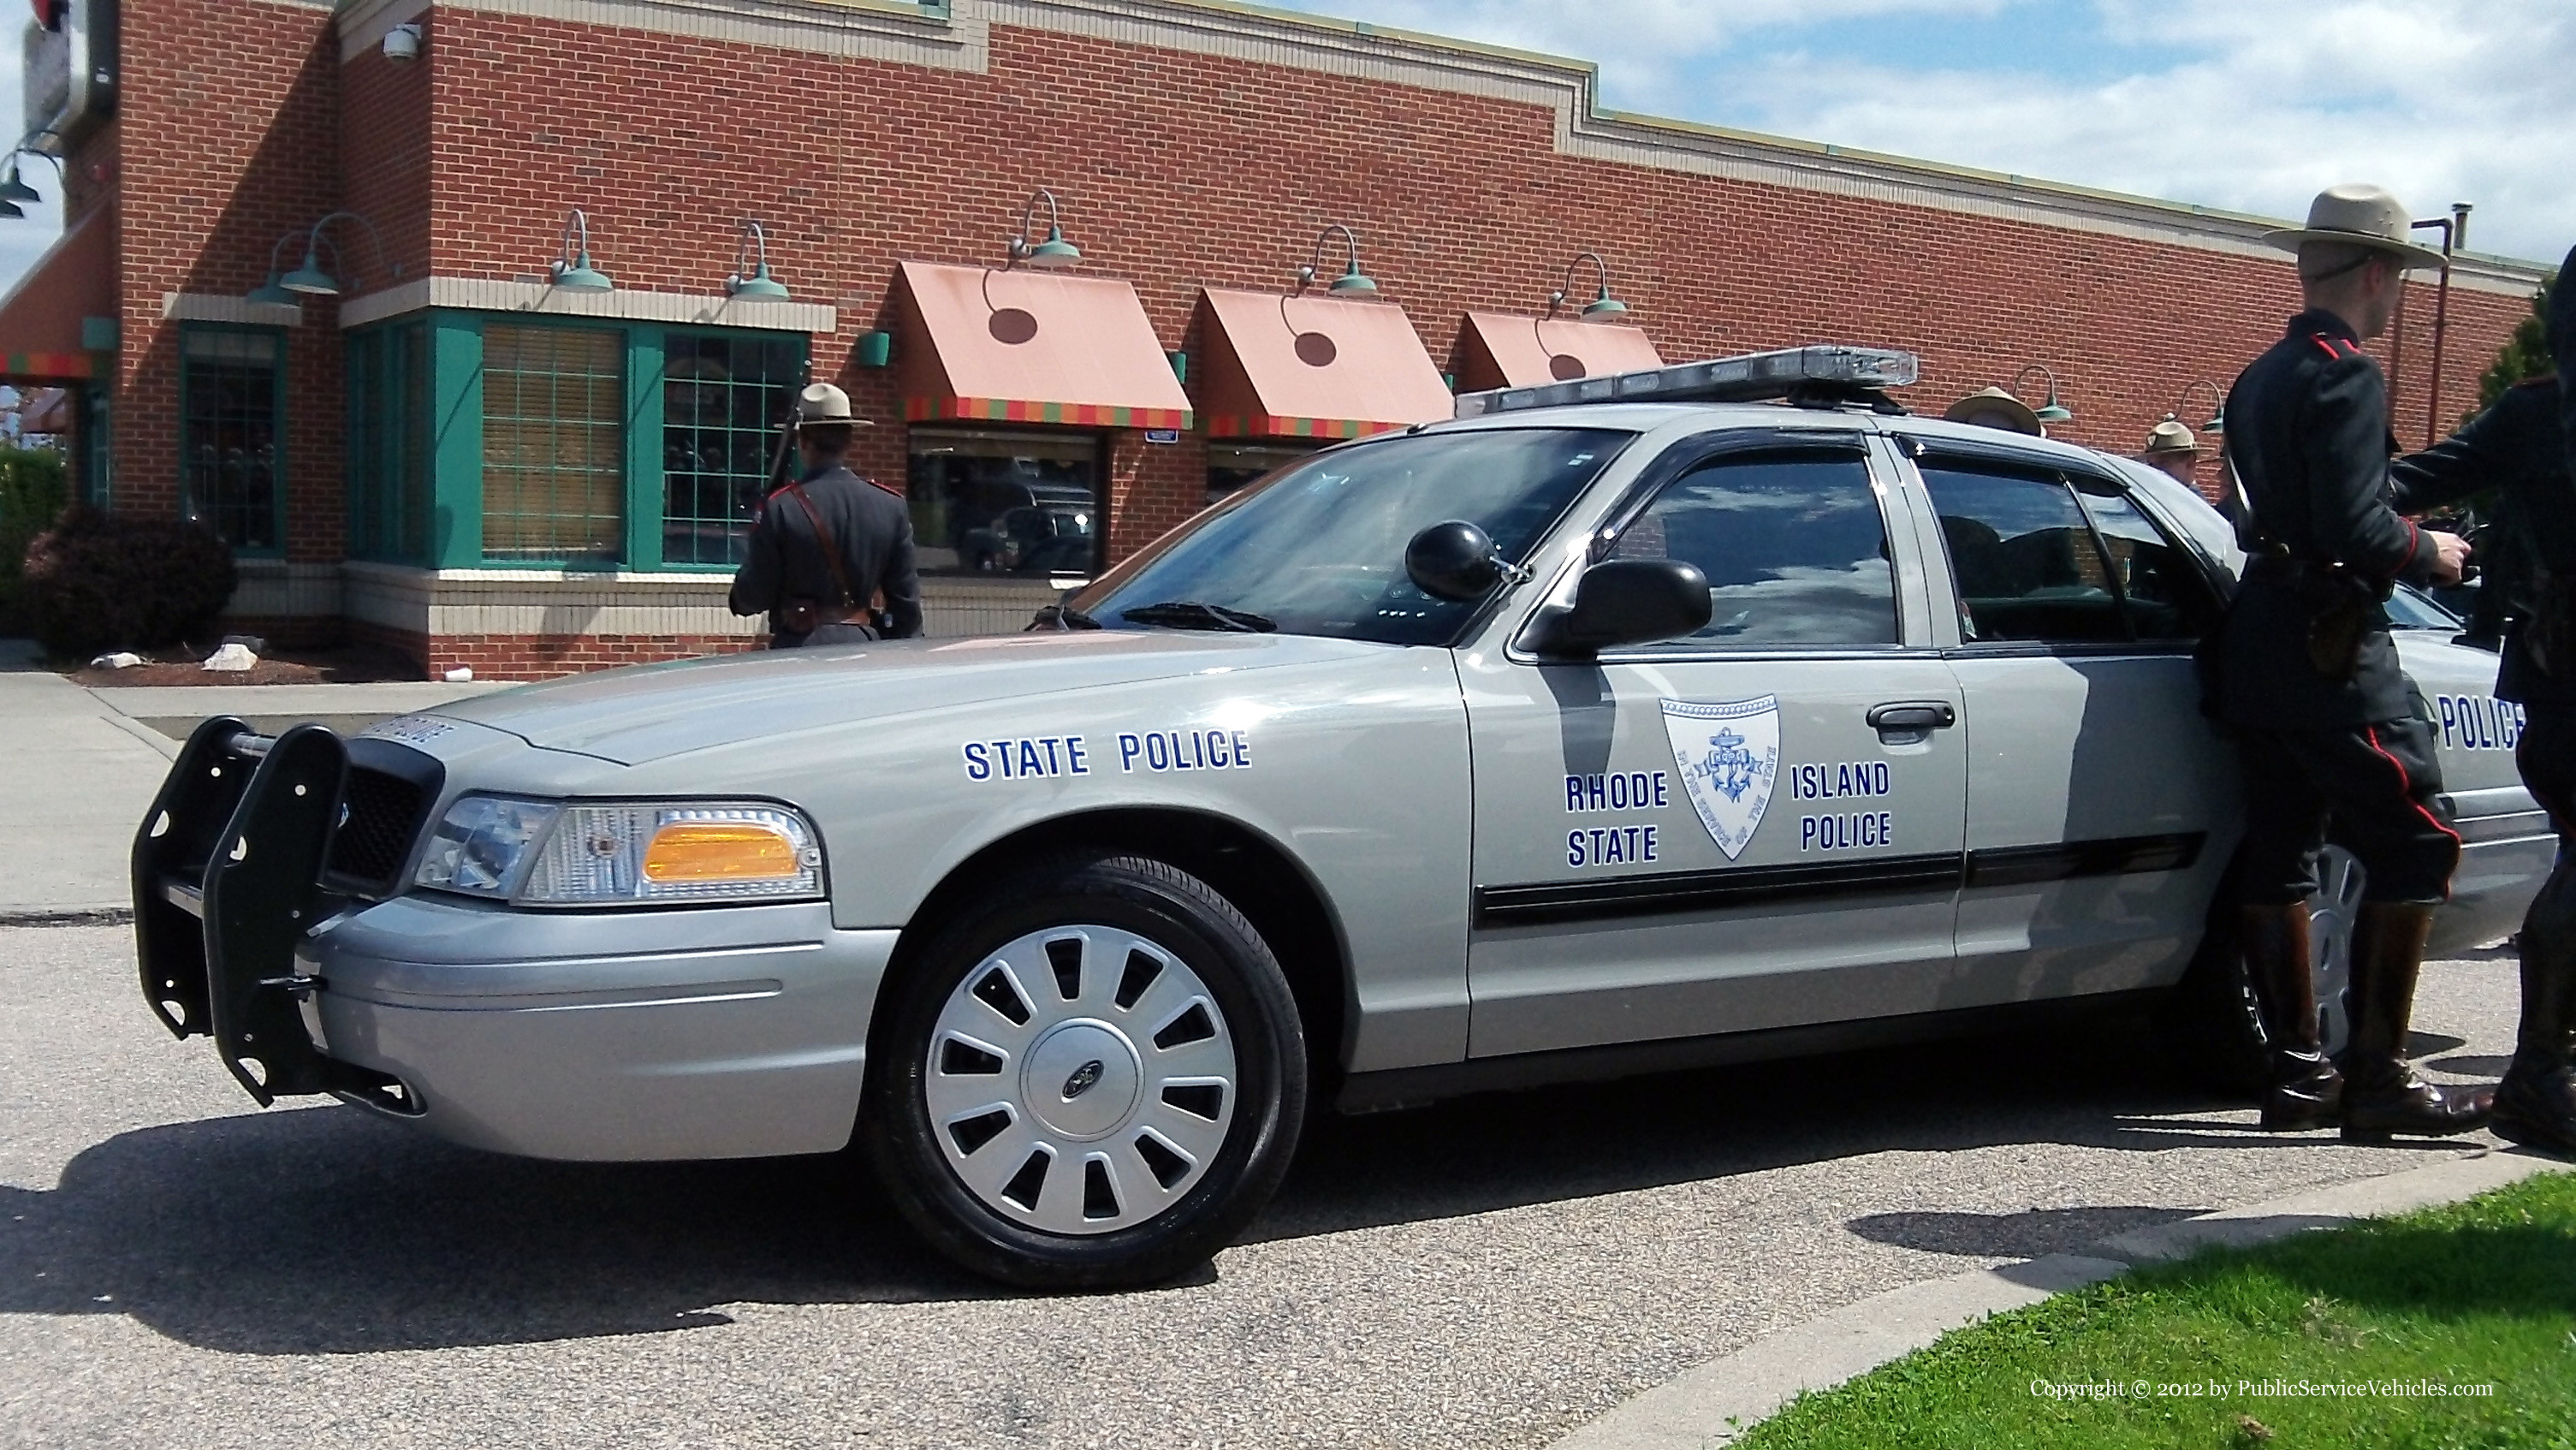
1068, 427, 1631, 645
2384, 581, 2463, 630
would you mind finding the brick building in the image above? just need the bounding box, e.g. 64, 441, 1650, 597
0, 0, 2549, 679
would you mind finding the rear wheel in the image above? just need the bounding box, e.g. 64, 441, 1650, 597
2164, 845, 2363, 1091
863, 853, 1306, 1288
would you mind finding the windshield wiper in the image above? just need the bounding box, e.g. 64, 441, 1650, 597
1118, 600, 1278, 633
1030, 603, 1102, 631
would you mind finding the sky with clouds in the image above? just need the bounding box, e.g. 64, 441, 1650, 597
1275, 0, 2572, 267
0, 0, 2566, 298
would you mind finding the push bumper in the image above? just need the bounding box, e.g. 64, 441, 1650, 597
131, 720, 898, 1161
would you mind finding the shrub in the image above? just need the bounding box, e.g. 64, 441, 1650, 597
22, 508, 238, 657
0, 444, 68, 633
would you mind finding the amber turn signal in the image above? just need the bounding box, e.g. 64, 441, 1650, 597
641, 820, 799, 882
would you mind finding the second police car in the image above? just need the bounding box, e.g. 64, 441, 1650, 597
132, 347, 2550, 1287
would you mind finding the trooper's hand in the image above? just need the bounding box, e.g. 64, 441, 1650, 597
2424, 529, 2472, 586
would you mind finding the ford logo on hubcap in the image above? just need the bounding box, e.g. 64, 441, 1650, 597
1061, 1059, 1106, 1099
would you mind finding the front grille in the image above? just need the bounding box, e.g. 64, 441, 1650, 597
327, 766, 430, 894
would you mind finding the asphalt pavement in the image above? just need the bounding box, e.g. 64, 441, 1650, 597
0, 922, 2526, 1450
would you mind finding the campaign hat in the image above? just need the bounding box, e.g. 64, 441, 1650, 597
2262, 184, 2448, 271
1942, 386, 2045, 437
794, 382, 874, 429
2142, 417, 2200, 456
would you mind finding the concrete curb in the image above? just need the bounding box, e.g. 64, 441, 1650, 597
1549, 1147, 2572, 1450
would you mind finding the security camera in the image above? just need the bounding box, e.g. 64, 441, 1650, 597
383, 23, 423, 62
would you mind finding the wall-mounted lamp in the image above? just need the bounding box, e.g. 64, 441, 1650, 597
2012, 362, 2074, 424
2176, 378, 2224, 434
1295, 223, 1375, 296
241, 211, 401, 302
0, 141, 63, 216
1548, 251, 1628, 320
382, 21, 423, 62
727, 220, 789, 300
1005, 188, 1081, 270
550, 209, 613, 292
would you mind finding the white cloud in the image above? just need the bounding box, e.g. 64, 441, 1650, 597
1286, 0, 2575, 264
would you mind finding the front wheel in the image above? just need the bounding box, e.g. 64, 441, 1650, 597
862, 853, 1307, 1288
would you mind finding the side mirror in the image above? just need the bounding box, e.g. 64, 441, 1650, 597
1524, 559, 1713, 657
1405, 520, 1504, 602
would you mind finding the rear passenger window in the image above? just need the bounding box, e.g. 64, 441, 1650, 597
1920, 463, 2126, 645
1608, 450, 1898, 648
2074, 487, 2221, 640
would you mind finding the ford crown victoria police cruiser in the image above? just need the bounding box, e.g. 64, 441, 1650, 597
131, 347, 2549, 1287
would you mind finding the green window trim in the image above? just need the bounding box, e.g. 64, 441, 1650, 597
178, 323, 288, 557
372, 311, 807, 573
345, 320, 434, 566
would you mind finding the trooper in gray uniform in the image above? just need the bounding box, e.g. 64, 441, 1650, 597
2211, 184, 2487, 1142
2388, 244, 2576, 1156
730, 383, 923, 648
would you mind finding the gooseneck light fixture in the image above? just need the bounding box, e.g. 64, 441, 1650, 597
2012, 362, 2074, 424
1005, 188, 1082, 271
1295, 223, 1375, 296
550, 209, 614, 293
0, 135, 64, 217
240, 211, 401, 302
1549, 251, 1628, 320
727, 220, 789, 300
2176, 377, 2225, 434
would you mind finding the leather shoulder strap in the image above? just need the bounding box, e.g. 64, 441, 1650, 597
782, 483, 858, 609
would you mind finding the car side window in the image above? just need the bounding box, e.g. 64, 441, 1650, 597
1919, 461, 2126, 645
2073, 486, 2221, 641
1607, 449, 1899, 648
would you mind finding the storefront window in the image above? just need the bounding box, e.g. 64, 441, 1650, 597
1206, 442, 1317, 504
481, 325, 625, 563
180, 328, 282, 552
661, 332, 803, 568
905, 427, 1102, 577
347, 322, 432, 564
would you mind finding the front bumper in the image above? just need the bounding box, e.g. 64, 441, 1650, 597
310, 894, 895, 1160
132, 719, 896, 1161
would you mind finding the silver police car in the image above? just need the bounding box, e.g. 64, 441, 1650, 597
132, 348, 2549, 1287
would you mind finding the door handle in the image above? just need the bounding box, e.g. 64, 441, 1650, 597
1867, 701, 1956, 731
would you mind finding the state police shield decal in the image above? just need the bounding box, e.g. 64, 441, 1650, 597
1662, 696, 1781, 861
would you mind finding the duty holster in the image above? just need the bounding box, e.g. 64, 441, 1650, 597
2247, 553, 2380, 682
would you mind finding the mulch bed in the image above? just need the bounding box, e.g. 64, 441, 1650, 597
62, 641, 424, 687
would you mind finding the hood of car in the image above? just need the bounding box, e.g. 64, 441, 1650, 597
424, 630, 1391, 765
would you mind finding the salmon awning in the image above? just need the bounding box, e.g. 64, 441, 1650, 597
1198, 288, 1451, 439
892, 259, 1191, 430
0, 205, 114, 383
1454, 311, 1664, 393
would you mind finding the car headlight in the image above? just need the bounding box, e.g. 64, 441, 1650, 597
413, 797, 825, 906
413, 795, 559, 899
518, 801, 825, 906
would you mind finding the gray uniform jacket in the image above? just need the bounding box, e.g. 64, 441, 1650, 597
728, 465, 924, 640
2212, 309, 2437, 728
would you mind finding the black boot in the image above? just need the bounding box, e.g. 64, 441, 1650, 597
2339, 902, 2495, 1144
2240, 904, 2342, 1129
2494, 871, 2576, 1157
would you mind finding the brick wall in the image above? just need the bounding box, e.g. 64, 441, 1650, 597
116, 0, 343, 563
104, 0, 2540, 678
413, 9, 2526, 565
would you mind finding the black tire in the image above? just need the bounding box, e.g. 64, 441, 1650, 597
862, 852, 1307, 1289
2158, 902, 2270, 1097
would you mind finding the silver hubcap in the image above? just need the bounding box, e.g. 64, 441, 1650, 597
2308, 844, 2365, 1058
926, 924, 1237, 1235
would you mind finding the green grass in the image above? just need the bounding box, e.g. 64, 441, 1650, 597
1736, 1170, 2576, 1450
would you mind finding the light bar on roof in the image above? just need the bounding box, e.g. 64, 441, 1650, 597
1453, 345, 1920, 419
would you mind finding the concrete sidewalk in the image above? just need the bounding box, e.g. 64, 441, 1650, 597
0, 641, 500, 918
